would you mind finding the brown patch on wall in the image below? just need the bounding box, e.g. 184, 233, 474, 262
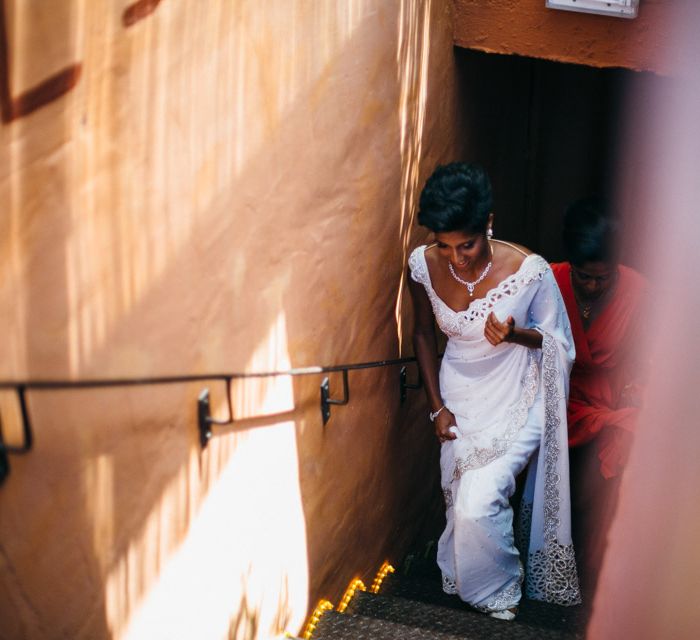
0, 1, 81, 123
122, 0, 163, 28
453, 0, 679, 75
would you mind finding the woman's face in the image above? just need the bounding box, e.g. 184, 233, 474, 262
434, 229, 489, 271
571, 261, 618, 301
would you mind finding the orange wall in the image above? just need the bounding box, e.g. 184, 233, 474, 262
0, 1, 463, 638
453, 0, 679, 74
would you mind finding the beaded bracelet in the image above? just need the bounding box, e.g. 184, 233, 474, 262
429, 405, 446, 422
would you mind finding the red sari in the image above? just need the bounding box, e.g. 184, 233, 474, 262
552, 262, 646, 479
552, 262, 646, 595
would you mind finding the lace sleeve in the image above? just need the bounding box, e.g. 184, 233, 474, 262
407, 246, 428, 285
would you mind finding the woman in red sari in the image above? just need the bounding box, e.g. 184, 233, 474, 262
551, 197, 646, 596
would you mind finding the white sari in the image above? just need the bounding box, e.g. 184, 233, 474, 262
409, 244, 581, 611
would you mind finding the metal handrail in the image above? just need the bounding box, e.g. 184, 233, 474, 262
0, 356, 424, 484
0, 356, 421, 389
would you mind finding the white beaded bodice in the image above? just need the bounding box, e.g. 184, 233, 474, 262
408, 245, 549, 338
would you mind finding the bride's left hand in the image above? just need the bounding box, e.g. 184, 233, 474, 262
484, 312, 515, 346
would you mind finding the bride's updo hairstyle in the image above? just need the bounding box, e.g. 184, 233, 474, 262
418, 162, 493, 233
563, 197, 619, 266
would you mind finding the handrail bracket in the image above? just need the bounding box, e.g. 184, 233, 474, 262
399, 366, 422, 403
320, 369, 349, 425
0, 386, 33, 485
197, 379, 234, 448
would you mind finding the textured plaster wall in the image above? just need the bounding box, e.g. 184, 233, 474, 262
453, 0, 680, 74
0, 1, 462, 638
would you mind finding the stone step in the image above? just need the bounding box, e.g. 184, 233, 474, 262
388, 554, 588, 633
382, 572, 465, 609
348, 589, 586, 640
312, 609, 468, 640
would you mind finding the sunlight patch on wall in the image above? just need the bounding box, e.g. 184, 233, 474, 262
232, 310, 295, 421
0, 0, 86, 377
229, 0, 378, 168
99, 306, 303, 638
101, 446, 196, 638
0, 173, 26, 375
84, 454, 115, 569
112, 423, 308, 640
394, 0, 432, 351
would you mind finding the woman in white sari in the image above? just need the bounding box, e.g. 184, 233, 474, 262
408, 163, 581, 619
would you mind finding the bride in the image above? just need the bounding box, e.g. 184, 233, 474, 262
407, 163, 581, 619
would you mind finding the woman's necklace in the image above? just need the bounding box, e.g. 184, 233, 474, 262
447, 245, 493, 297
571, 280, 592, 321
571, 274, 617, 324
577, 297, 593, 319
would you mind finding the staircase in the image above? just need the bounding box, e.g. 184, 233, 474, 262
299, 552, 587, 640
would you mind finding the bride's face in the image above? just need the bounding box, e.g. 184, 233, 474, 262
434, 229, 489, 271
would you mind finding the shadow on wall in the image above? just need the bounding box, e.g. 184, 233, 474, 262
0, 1, 457, 639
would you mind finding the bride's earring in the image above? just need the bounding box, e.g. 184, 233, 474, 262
487, 227, 494, 239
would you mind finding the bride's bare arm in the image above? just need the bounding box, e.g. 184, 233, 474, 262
408, 269, 457, 441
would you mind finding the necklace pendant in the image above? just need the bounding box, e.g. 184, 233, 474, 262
448, 259, 493, 298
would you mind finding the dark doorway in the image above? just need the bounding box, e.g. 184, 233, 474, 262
455, 47, 661, 268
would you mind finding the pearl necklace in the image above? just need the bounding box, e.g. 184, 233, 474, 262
448, 250, 493, 296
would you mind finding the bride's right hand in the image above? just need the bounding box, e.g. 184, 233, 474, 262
435, 409, 458, 443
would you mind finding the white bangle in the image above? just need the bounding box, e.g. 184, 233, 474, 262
429, 405, 446, 422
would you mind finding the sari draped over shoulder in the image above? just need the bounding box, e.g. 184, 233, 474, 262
409, 245, 581, 611
551, 262, 646, 479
